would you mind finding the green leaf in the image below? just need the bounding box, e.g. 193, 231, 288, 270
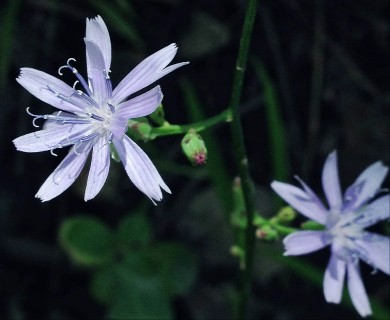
90, 265, 117, 305
90, 243, 196, 319
90, 259, 173, 319
110, 262, 173, 319
59, 216, 114, 267
116, 213, 152, 252
150, 243, 198, 297
123, 243, 197, 297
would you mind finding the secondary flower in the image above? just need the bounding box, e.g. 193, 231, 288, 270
13, 16, 188, 202
271, 151, 389, 317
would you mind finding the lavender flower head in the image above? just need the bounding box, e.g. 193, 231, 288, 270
271, 151, 389, 317
13, 16, 188, 202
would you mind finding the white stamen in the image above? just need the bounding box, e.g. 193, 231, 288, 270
58, 58, 76, 75
32, 118, 40, 128
58, 65, 67, 76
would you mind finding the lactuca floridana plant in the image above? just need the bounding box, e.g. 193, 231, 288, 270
13, 16, 188, 203
271, 151, 389, 317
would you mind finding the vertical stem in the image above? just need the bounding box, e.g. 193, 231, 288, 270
228, 0, 259, 318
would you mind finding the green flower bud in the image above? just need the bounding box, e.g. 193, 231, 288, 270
181, 130, 207, 166
149, 104, 166, 126
230, 245, 246, 270
256, 225, 278, 241
127, 118, 152, 142
230, 245, 244, 258
276, 206, 296, 223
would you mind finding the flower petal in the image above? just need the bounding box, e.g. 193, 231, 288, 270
85, 135, 111, 201
347, 262, 372, 317
354, 195, 390, 228
343, 161, 388, 211
84, 40, 110, 103
322, 151, 343, 209
86, 15, 111, 71
13, 124, 93, 153
323, 254, 346, 304
112, 135, 170, 203
16, 68, 88, 113
109, 115, 128, 140
35, 144, 92, 201
283, 230, 331, 256
271, 181, 328, 224
355, 232, 390, 275
112, 43, 188, 104
115, 86, 163, 119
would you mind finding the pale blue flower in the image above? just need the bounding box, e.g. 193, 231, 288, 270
13, 16, 188, 202
271, 151, 389, 317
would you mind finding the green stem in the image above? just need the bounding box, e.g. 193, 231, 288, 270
271, 223, 297, 235
227, 0, 259, 318
149, 108, 232, 139
253, 215, 298, 236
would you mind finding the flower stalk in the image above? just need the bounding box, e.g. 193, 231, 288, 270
149, 108, 232, 139
226, 0, 259, 318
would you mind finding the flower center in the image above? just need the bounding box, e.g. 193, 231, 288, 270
327, 208, 364, 261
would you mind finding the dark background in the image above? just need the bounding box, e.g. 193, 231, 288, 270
0, 0, 389, 319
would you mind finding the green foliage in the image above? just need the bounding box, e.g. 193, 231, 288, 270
115, 213, 152, 250
92, 262, 173, 320
153, 243, 198, 296
59, 213, 197, 318
59, 216, 114, 267
252, 57, 289, 183
90, 266, 117, 305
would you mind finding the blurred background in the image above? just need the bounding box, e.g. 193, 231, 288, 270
0, 0, 389, 319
